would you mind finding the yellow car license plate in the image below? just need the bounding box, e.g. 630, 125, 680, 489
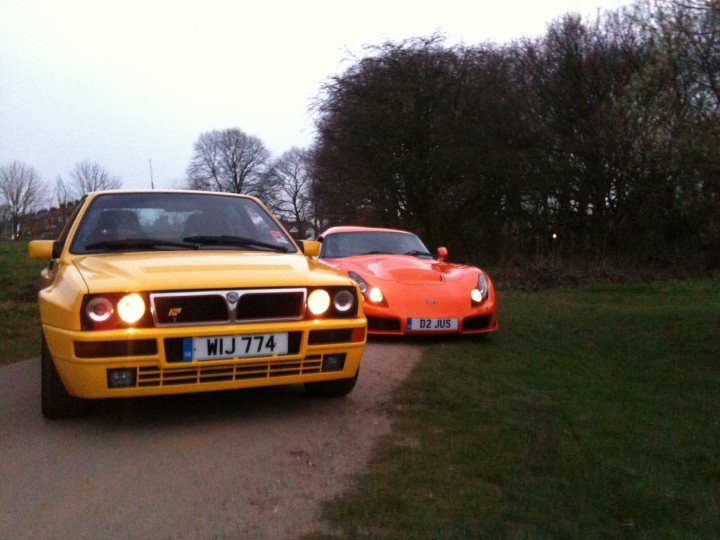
183, 332, 288, 361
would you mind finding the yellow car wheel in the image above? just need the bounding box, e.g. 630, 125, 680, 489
41, 335, 86, 419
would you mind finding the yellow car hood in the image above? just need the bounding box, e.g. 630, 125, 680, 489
72, 251, 350, 293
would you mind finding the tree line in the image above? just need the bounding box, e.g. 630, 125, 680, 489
3, 0, 717, 274
185, 130, 316, 238
0, 160, 121, 238
312, 0, 719, 271
0, 141, 315, 239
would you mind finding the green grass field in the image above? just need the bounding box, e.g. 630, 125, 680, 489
0, 240, 47, 364
313, 278, 720, 538
2, 240, 718, 535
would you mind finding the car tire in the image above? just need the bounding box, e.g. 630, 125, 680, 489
41, 335, 86, 419
304, 370, 359, 398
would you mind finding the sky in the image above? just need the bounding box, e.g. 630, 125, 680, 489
1, 0, 629, 192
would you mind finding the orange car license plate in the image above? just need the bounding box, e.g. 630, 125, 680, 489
184, 332, 288, 361
406, 318, 458, 331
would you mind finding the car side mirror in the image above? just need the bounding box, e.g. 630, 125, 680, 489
28, 240, 53, 259
300, 240, 321, 257
29, 240, 64, 259
437, 246, 448, 262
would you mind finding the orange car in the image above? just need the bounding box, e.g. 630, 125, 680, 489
318, 226, 498, 335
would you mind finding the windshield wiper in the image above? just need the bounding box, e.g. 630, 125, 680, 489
357, 250, 390, 256
404, 250, 433, 258
183, 235, 289, 253
85, 238, 199, 251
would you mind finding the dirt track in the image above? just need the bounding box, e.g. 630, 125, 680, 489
0, 341, 420, 539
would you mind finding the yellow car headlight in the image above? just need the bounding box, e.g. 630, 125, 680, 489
117, 293, 146, 323
82, 292, 151, 330
86, 297, 114, 323
307, 289, 331, 316
332, 289, 355, 313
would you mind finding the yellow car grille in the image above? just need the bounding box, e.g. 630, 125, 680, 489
136, 355, 323, 387
151, 288, 306, 326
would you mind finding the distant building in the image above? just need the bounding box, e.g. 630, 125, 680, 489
17, 202, 79, 240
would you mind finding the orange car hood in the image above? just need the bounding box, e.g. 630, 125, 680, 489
72, 251, 351, 293
323, 254, 473, 284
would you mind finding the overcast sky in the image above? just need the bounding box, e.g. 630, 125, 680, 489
1, 0, 628, 191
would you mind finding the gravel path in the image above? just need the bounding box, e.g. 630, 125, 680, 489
0, 340, 421, 539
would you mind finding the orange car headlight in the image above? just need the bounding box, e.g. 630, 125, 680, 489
368, 287, 384, 303
349, 272, 383, 304
472, 273, 489, 304
348, 271, 367, 294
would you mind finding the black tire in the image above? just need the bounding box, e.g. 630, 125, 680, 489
41, 335, 86, 419
304, 370, 359, 398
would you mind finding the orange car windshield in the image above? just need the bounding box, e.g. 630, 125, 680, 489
320, 231, 432, 259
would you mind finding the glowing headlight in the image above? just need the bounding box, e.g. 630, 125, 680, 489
333, 290, 355, 312
117, 293, 146, 323
349, 271, 381, 303
368, 287, 384, 303
308, 289, 331, 315
86, 297, 114, 322
473, 272, 489, 303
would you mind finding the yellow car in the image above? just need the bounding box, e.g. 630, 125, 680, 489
29, 190, 367, 418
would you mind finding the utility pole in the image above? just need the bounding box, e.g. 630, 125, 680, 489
149, 159, 155, 189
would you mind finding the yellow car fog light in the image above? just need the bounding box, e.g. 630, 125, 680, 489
308, 289, 331, 315
86, 297, 114, 322
471, 288, 483, 303
322, 353, 346, 372
117, 293, 146, 323
107, 368, 137, 388
368, 287, 383, 303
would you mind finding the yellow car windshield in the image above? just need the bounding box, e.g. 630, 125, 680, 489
70, 192, 296, 254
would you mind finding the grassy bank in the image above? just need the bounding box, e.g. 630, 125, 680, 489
315, 278, 720, 537
0, 240, 46, 364
2, 239, 719, 535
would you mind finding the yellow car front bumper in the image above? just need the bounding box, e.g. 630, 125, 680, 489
43, 318, 366, 399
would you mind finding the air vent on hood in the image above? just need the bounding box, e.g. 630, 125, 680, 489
389, 268, 444, 284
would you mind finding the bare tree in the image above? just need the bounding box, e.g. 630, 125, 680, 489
54, 176, 72, 207
53, 176, 76, 227
69, 160, 122, 197
186, 128, 271, 195
0, 161, 47, 239
267, 148, 315, 238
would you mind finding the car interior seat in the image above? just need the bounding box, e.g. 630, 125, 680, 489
183, 211, 229, 238
87, 209, 143, 243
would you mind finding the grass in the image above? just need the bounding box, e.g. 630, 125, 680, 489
313, 278, 720, 538
2, 243, 719, 535
0, 240, 47, 364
